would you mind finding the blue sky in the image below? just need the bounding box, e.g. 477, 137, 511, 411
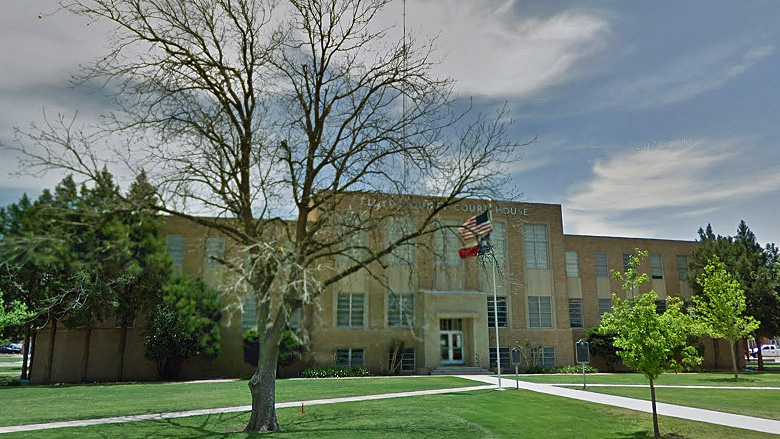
2, 0, 779, 245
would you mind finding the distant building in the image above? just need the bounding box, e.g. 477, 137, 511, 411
30, 197, 733, 383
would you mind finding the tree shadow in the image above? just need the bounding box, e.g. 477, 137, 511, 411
610, 432, 689, 439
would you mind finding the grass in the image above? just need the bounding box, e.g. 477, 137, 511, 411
0, 355, 22, 364
2, 389, 775, 439
0, 376, 475, 427
516, 371, 780, 387
587, 386, 780, 421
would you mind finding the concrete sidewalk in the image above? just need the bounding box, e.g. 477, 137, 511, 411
2, 375, 779, 436
462, 375, 780, 436
0, 384, 493, 434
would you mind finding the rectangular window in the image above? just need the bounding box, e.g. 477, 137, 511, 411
241, 295, 257, 329
598, 298, 612, 317
676, 255, 689, 281
491, 222, 507, 269
337, 294, 365, 328
335, 348, 364, 366
387, 218, 415, 266
394, 348, 416, 372
565, 251, 579, 278
338, 214, 368, 264
594, 252, 608, 278
434, 222, 462, 267
487, 296, 508, 328
166, 234, 186, 269
113, 312, 135, 329
568, 299, 583, 328
525, 224, 549, 269
387, 294, 414, 328
489, 347, 511, 370
440, 318, 463, 331
528, 296, 552, 328
655, 300, 667, 314
622, 253, 631, 272
289, 308, 301, 329
650, 254, 663, 279
529, 346, 556, 369
205, 237, 225, 267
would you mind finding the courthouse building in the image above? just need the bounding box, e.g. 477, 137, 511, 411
30, 196, 713, 383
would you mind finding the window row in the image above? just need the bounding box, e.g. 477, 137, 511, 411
166, 234, 227, 270
564, 251, 690, 280
334, 348, 416, 372
489, 346, 555, 370
567, 298, 671, 328
335, 293, 415, 328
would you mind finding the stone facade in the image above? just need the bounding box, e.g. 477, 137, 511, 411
30, 197, 735, 383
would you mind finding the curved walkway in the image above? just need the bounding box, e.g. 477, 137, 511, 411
462, 375, 780, 436
1, 376, 779, 435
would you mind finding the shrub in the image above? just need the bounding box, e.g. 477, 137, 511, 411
523, 365, 554, 374
144, 276, 222, 380
300, 365, 370, 378
242, 328, 303, 368
554, 364, 600, 374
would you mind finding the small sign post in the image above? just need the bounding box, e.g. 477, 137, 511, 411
511, 348, 522, 390
575, 339, 590, 389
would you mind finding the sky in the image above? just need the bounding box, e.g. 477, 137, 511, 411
1, 0, 780, 245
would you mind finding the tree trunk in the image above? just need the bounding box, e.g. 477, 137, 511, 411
117, 320, 128, 381
245, 326, 283, 432
729, 340, 739, 380
27, 330, 37, 382
45, 319, 58, 384
755, 336, 764, 372
649, 378, 660, 438
81, 325, 92, 382
21, 327, 31, 380
712, 338, 720, 370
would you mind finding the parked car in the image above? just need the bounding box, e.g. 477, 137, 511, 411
750, 344, 779, 358
0, 343, 22, 354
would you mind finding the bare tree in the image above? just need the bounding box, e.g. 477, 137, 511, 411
15, 0, 524, 431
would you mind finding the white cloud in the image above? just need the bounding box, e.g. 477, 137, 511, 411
564, 139, 780, 237
601, 43, 775, 109
388, 1, 610, 98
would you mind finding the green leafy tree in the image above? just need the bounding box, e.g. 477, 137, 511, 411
600, 250, 702, 438
0, 290, 32, 336
113, 172, 172, 380
144, 276, 222, 380
690, 222, 780, 370
693, 257, 759, 380
585, 327, 620, 372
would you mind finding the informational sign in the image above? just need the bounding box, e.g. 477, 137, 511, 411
575, 339, 590, 364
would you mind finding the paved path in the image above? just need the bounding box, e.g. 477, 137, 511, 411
462, 375, 780, 436
1, 376, 780, 435
0, 384, 493, 434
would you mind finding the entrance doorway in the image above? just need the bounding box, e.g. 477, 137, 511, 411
440, 319, 464, 365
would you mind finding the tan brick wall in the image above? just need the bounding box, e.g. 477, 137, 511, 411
31, 199, 736, 382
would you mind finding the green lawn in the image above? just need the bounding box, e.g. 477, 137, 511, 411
587, 386, 780, 421
2, 389, 775, 439
516, 371, 780, 387
0, 376, 475, 427
0, 356, 22, 364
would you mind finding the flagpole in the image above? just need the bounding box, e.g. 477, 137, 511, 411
488, 200, 504, 391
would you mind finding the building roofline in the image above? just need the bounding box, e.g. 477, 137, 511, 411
563, 233, 696, 244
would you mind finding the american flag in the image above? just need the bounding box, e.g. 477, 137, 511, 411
458, 210, 492, 242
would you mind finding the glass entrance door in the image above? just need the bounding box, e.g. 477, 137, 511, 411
440, 319, 464, 365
